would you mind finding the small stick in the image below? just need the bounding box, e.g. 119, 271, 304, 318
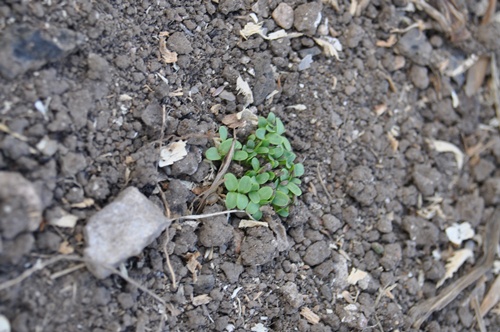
472, 295, 487, 332
195, 130, 237, 212
50, 263, 86, 280
316, 164, 334, 202
163, 227, 177, 290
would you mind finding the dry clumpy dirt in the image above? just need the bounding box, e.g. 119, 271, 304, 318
1, 0, 500, 331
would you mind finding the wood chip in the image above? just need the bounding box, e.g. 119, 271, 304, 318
436, 248, 473, 288
480, 274, 500, 317
239, 219, 269, 228
192, 294, 212, 306
58, 240, 75, 255
49, 213, 78, 228
159, 33, 178, 64
376, 34, 397, 48
300, 307, 320, 324
71, 198, 95, 209
159, 141, 188, 167
347, 268, 368, 285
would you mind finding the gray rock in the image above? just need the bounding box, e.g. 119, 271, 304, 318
84, 187, 171, 278
456, 194, 484, 227
0, 233, 35, 264
396, 29, 432, 66
198, 206, 233, 248
272, 3, 294, 30
117, 293, 135, 310
220, 262, 244, 283
322, 214, 342, 234
252, 55, 276, 105
481, 178, 500, 205
87, 53, 110, 81
302, 240, 330, 266
472, 158, 495, 182
0, 25, 85, 79
167, 32, 193, 54
377, 215, 393, 233
194, 274, 215, 294
218, 90, 236, 102
0, 172, 42, 240
60, 152, 87, 176
241, 227, 278, 266
346, 166, 377, 206
336, 304, 368, 330
402, 216, 439, 246
280, 282, 303, 309
410, 65, 430, 89
412, 164, 441, 197
380, 243, 402, 270
345, 24, 365, 48
218, 0, 244, 15
294, 2, 322, 35
171, 148, 201, 176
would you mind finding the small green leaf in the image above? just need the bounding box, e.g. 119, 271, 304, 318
252, 210, 263, 220
246, 202, 260, 215
271, 147, 284, 158
255, 146, 269, 154
256, 172, 270, 184
258, 186, 273, 201
277, 185, 289, 195
251, 157, 260, 171
287, 182, 302, 196
219, 139, 233, 155
279, 169, 289, 181
256, 128, 266, 140
276, 208, 289, 218
275, 118, 285, 135
235, 140, 243, 150
273, 190, 290, 207
267, 112, 276, 123
246, 140, 255, 149
233, 150, 248, 161
219, 126, 228, 141
291, 177, 301, 185
236, 193, 249, 210
282, 137, 292, 151
226, 192, 238, 209
206, 147, 221, 161
258, 116, 267, 127
224, 173, 238, 192
267, 171, 276, 181
266, 124, 276, 133
293, 163, 305, 177
238, 176, 252, 194
248, 191, 260, 204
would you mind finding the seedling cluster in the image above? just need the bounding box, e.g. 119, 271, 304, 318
206, 112, 304, 220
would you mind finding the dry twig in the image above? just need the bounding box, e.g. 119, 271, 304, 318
409, 207, 500, 328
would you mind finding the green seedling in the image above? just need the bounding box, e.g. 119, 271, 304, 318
206, 112, 304, 220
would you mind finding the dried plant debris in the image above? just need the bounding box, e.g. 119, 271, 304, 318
159, 31, 178, 64
445, 222, 475, 246
314, 37, 343, 61
286, 104, 307, 111
221, 108, 259, 129
436, 248, 473, 288
300, 307, 320, 325
159, 141, 188, 167
49, 212, 78, 228
480, 274, 500, 317
240, 21, 303, 41
192, 294, 212, 306
236, 76, 254, 107
347, 268, 369, 285
427, 139, 464, 169
239, 219, 269, 228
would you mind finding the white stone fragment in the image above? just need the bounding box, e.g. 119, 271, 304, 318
84, 187, 171, 278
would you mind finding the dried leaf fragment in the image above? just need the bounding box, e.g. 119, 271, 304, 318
222, 108, 258, 129
480, 274, 500, 317
239, 219, 269, 228
49, 213, 78, 228
347, 268, 368, 285
159, 141, 188, 167
285, 104, 307, 111
192, 294, 212, 306
313, 37, 343, 61
445, 222, 475, 246
436, 248, 473, 288
58, 240, 74, 255
300, 307, 320, 324
427, 139, 464, 169
240, 22, 266, 39
185, 251, 202, 282
236, 76, 254, 106
71, 198, 95, 209
376, 34, 397, 48
159, 33, 178, 64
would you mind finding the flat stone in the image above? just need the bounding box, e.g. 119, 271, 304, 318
0, 25, 85, 79
84, 187, 171, 278
302, 240, 330, 266
272, 3, 294, 30
294, 2, 322, 35
167, 32, 193, 55
396, 29, 432, 66
0, 172, 42, 240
